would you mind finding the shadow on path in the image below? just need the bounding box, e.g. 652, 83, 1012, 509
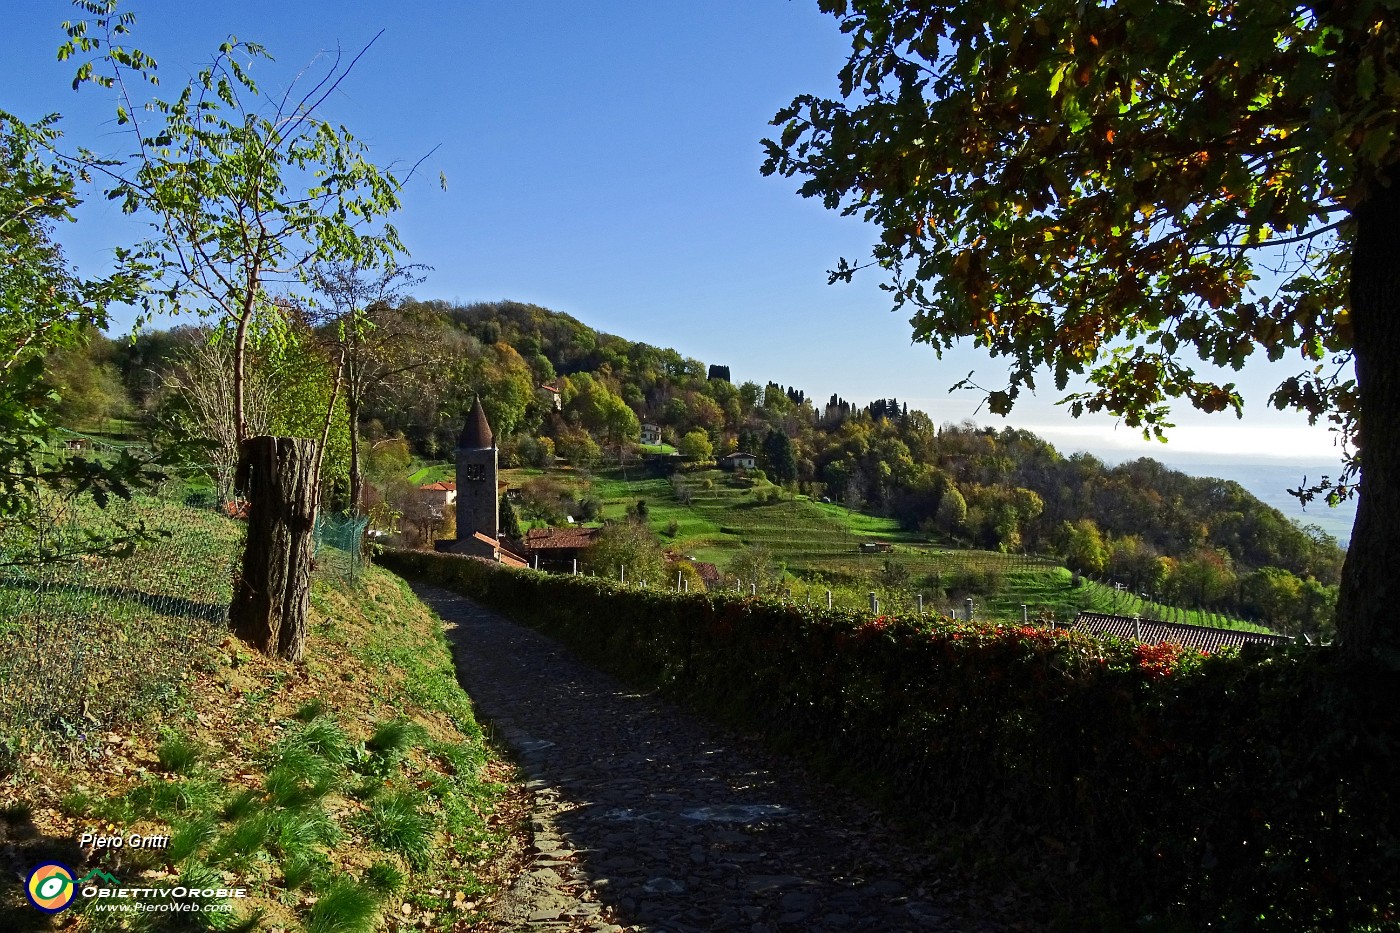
419, 583, 1023, 933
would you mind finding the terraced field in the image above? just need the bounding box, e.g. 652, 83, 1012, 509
665, 472, 1062, 591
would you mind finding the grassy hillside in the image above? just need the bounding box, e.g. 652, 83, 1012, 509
489, 463, 1269, 629
0, 499, 522, 932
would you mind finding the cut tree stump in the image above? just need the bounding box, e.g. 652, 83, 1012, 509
229, 435, 319, 662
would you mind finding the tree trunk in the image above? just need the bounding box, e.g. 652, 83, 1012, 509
229, 435, 319, 663
347, 382, 363, 514
1336, 169, 1400, 667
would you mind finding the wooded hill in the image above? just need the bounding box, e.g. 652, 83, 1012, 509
57, 299, 1344, 637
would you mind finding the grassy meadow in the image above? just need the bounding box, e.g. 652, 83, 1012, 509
0, 496, 523, 933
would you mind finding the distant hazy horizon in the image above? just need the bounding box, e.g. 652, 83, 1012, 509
1083, 451, 1355, 549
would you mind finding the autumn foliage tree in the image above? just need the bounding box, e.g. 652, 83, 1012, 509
764, 0, 1399, 664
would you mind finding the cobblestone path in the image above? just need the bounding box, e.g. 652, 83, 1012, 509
417, 584, 1024, 933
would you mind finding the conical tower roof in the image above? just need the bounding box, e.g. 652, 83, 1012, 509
458, 395, 494, 449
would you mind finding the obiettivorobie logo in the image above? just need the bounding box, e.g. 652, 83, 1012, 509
24, 863, 246, 914
25, 862, 76, 913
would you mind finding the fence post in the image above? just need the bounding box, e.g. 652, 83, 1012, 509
533, 553, 539, 570
826, 590, 832, 610
964, 597, 973, 622
683, 578, 688, 593
917, 593, 924, 615
869, 592, 878, 614
620, 565, 626, 585
572, 558, 578, 575
751, 583, 757, 596
1022, 604, 1029, 625
677, 570, 683, 592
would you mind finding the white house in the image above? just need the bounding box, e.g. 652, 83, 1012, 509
719, 452, 757, 471
418, 480, 456, 515
640, 422, 662, 446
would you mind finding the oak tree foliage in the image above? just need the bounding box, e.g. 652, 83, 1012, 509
763, 0, 1399, 662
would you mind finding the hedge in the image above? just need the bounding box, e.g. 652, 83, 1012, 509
379, 548, 1399, 931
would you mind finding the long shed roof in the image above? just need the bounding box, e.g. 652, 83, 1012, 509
1070, 612, 1292, 652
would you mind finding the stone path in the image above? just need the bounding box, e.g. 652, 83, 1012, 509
417, 584, 1027, 933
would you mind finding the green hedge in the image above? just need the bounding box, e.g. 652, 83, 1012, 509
379, 548, 1399, 931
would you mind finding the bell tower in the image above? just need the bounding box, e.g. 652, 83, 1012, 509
454, 395, 498, 548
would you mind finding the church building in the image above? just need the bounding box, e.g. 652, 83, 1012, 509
435, 396, 526, 566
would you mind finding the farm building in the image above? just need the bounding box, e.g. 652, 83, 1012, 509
1068, 612, 1292, 652
418, 480, 456, 513
523, 526, 601, 569
719, 452, 757, 471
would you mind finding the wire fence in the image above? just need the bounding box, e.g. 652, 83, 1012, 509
0, 490, 240, 765
314, 511, 369, 585
1, 446, 370, 767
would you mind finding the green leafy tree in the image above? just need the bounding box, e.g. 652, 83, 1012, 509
0, 110, 179, 566
582, 520, 666, 585
63, 5, 405, 450
1061, 519, 1108, 576
499, 496, 522, 540
762, 430, 798, 485
934, 486, 968, 536
727, 544, 782, 593
677, 429, 713, 461
763, 0, 1398, 663
310, 261, 432, 513
41, 328, 132, 428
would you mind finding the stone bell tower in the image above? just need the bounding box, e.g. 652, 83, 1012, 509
455, 395, 498, 543
436, 395, 499, 559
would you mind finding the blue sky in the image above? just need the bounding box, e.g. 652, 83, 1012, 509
3, 1, 1354, 472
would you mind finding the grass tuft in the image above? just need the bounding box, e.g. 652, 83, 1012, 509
363, 861, 404, 895
281, 851, 328, 891
357, 791, 435, 868
303, 874, 380, 933
167, 813, 219, 864
128, 775, 223, 818
267, 806, 340, 859
293, 698, 328, 722
295, 717, 355, 767
156, 733, 205, 775
221, 788, 261, 822
365, 719, 421, 758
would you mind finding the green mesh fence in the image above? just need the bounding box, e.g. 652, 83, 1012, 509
314, 512, 369, 585
0, 490, 241, 762
1, 431, 366, 763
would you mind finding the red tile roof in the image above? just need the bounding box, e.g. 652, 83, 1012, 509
1070, 612, 1292, 652
666, 554, 720, 584
419, 481, 456, 491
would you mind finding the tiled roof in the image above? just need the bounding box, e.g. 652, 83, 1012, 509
692, 560, 720, 584
1070, 612, 1292, 652
523, 527, 600, 551
665, 555, 721, 584
419, 481, 456, 491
